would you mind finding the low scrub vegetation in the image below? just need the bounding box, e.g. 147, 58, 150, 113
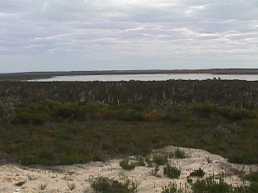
151, 166, 160, 177
190, 168, 205, 178
163, 165, 181, 179
174, 149, 186, 159
160, 176, 258, 193
91, 177, 138, 193
161, 183, 182, 193
192, 177, 248, 193
245, 172, 258, 182
0, 98, 15, 123
0, 100, 258, 165
134, 156, 146, 167
245, 172, 258, 193
152, 153, 168, 166
120, 159, 136, 171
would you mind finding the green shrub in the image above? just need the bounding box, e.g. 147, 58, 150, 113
1, 100, 258, 166
245, 172, 258, 182
228, 153, 258, 165
192, 177, 245, 193
161, 183, 182, 193
187, 177, 193, 184
191, 103, 256, 121
174, 149, 186, 159
217, 107, 256, 121
245, 172, 258, 193
120, 159, 136, 170
153, 153, 168, 165
151, 166, 160, 177
13, 111, 49, 125
53, 103, 83, 120
0, 98, 15, 123
145, 156, 153, 167
192, 103, 217, 118
190, 168, 205, 178
248, 182, 258, 193
163, 164, 181, 179
91, 177, 138, 193
118, 109, 144, 121
134, 156, 146, 167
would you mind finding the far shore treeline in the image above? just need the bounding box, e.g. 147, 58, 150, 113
0, 80, 258, 107
0, 80, 258, 165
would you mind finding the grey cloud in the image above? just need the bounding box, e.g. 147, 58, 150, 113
0, 0, 257, 72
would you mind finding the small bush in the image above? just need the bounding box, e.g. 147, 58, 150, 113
153, 153, 168, 165
245, 172, 258, 182
145, 156, 153, 167
161, 183, 182, 193
174, 149, 186, 159
91, 177, 138, 193
228, 153, 258, 165
67, 183, 76, 191
151, 166, 160, 177
249, 182, 258, 193
192, 177, 245, 193
192, 103, 256, 121
39, 183, 47, 190
164, 164, 181, 179
13, 111, 49, 125
187, 177, 193, 184
245, 172, 258, 193
120, 159, 136, 171
144, 111, 162, 121
134, 156, 146, 167
0, 98, 15, 123
190, 168, 205, 178
217, 107, 256, 121
118, 109, 144, 121
53, 103, 85, 120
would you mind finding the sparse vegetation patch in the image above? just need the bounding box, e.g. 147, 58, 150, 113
190, 168, 205, 178
163, 165, 181, 179
120, 159, 136, 171
152, 153, 168, 166
91, 177, 138, 193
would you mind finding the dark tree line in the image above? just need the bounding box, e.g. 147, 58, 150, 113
0, 80, 258, 108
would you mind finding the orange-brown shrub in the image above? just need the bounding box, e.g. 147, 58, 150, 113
144, 111, 162, 121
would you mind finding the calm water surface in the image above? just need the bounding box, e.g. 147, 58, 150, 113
33, 73, 258, 82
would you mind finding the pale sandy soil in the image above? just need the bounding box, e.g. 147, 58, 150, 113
0, 146, 257, 193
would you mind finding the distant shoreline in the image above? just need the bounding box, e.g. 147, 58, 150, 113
1, 68, 258, 81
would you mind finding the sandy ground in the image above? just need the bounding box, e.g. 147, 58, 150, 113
0, 146, 257, 193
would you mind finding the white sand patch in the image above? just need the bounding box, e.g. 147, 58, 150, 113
0, 146, 257, 193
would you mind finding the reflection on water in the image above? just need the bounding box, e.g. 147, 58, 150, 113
33, 73, 258, 82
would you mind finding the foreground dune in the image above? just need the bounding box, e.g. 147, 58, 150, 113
0, 146, 257, 193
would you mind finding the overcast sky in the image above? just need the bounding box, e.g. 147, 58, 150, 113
0, 0, 258, 72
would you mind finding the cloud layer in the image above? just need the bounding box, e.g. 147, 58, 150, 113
0, 0, 257, 72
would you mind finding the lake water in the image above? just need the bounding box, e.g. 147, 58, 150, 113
33, 73, 258, 82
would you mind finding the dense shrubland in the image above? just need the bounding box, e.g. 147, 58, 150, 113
0, 100, 257, 165
5, 101, 257, 125
0, 80, 258, 165
1, 80, 258, 108
0, 98, 15, 123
